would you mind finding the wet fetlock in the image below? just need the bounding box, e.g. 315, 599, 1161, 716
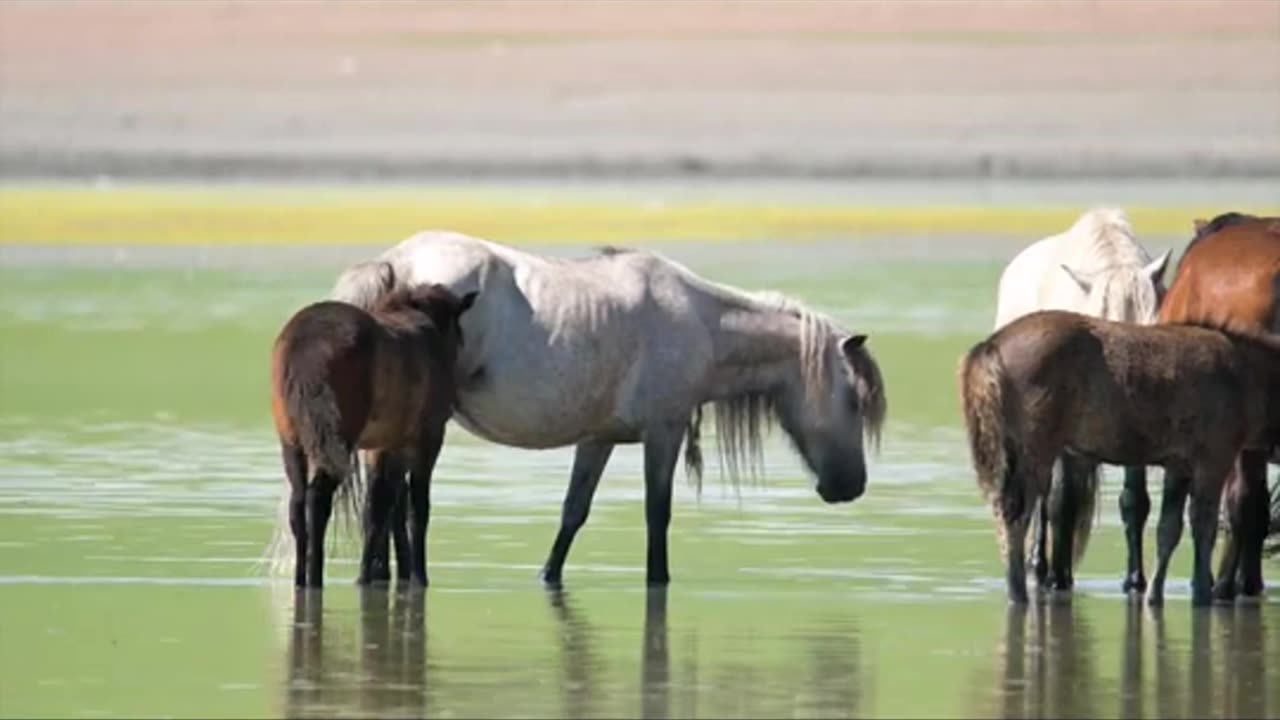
1213, 577, 1238, 602
1123, 571, 1147, 594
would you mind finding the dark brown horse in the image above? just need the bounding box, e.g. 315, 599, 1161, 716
270, 266, 476, 588
960, 310, 1280, 605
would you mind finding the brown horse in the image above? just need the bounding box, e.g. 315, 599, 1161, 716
1150, 212, 1280, 600
270, 266, 476, 588
960, 310, 1280, 605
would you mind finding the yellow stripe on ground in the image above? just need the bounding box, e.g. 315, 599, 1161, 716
1, 187, 1273, 246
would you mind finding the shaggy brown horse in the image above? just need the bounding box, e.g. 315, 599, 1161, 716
960, 310, 1280, 606
1155, 213, 1280, 600
270, 267, 476, 588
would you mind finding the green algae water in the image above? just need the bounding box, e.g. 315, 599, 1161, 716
1, 238, 1276, 718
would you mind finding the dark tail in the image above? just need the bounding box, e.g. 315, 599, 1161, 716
961, 339, 1030, 562
960, 339, 1012, 501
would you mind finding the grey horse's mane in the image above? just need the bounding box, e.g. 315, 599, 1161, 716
678, 272, 887, 492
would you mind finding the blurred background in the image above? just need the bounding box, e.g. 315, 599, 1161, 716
0, 0, 1277, 247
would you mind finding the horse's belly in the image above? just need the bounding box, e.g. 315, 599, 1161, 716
452, 384, 624, 449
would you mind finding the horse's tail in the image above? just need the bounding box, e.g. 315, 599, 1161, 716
264, 340, 364, 577
960, 339, 1016, 502
1070, 463, 1101, 566
683, 406, 705, 495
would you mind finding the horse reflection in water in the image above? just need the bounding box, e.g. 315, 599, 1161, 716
284, 590, 429, 719
546, 590, 864, 718
990, 602, 1271, 719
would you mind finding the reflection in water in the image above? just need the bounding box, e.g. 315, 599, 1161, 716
284, 589, 429, 719
641, 589, 671, 720
992, 600, 1099, 719
548, 589, 605, 719
991, 600, 1271, 720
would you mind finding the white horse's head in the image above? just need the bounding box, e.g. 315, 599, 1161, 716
775, 323, 887, 504
1060, 251, 1170, 324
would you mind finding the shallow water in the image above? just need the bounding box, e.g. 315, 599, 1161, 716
1, 239, 1276, 718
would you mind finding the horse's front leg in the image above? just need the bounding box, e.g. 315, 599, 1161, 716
642, 425, 684, 586
541, 439, 615, 588
1119, 464, 1150, 593
1147, 470, 1189, 607
407, 427, 445, 587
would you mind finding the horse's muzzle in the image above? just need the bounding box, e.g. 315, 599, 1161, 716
817, 473, 866, 504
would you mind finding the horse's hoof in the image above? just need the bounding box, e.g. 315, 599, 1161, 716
542, 575, 564, 590
1212, 580, 1238, 603
1241, 579, 1265, 598
1145, 591, 1164, 608
646, 575, 671, 587
1123, 574, 1147, 594
1191, 591, 1213, 608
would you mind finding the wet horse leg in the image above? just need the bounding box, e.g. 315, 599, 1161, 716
390, 476, 410, 582
406, 428, 445, 586
1213, 458, 1244, 601
358, 450, 406, 585
1147, 470, 1190, 607
1188, 469, 1225, 607
541, 440, 615, 587
1047, 454, 1093, 592
1235, 450, 1268, 597
997, 459, 1038, 604
305, 469, 342, 588
643, 425, 683, 586
1119, 465, 1150, 593
282, 442, 309, 589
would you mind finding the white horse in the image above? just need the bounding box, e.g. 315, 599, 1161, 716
992, 207, 1170, 592
297, 230, 886, 586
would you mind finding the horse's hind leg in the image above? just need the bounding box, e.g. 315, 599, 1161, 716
1213, 459, 1244, 601
1047, 455, 1091, 592
1119, 464, 1150, 593
1189, 465, 1229, 607
1147, 471, 1190, 607
305, 469, 342, 588
541, 440, 614, 588
358, 450, 406, 585
282, 442, 309, 589
406, 427, 445, 587
1235, 450, 1268, 598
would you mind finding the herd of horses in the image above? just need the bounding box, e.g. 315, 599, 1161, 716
268, 209, 1278, 607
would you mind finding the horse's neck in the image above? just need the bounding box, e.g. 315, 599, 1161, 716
705, 299, 805, 401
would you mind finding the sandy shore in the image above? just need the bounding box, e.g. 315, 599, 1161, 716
1, 1, 1277, 181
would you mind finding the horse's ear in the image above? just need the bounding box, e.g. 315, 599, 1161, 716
1145, 250, 1171, 283
1193, 218, 1208, 233
841, 334, 867, 356
1060, 264, 1093, 292
458, 291, 478, 315
377, 262, 397, 292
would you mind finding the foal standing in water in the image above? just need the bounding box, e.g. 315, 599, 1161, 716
992, 208, 1169, 591
270, 265, 476, 588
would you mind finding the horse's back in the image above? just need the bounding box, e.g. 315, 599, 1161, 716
271, 301, 379, 445
1159, 219, 1280, 333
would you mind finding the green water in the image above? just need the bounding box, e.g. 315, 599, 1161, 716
1, 240, 1276, 718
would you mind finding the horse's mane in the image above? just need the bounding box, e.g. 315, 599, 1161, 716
676, 269, 887, 490
1175, 212, 1263, 274
1069, 207, 1146, 270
